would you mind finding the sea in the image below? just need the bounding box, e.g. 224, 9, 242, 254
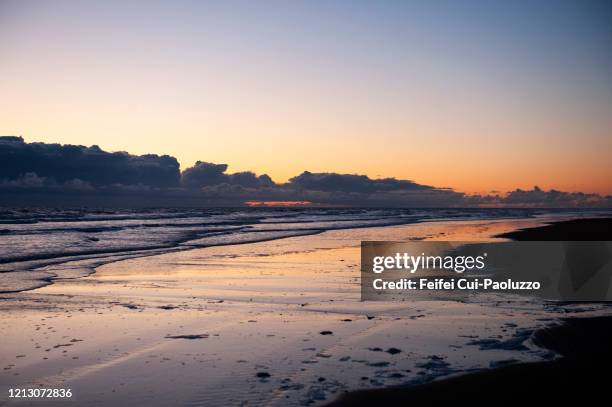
0, 207, 608, 293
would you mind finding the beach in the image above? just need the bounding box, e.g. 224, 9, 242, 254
327, 315, 612, 405
2, 1, 611, 405
329, 218, 612, 405
1, 215, 611, 406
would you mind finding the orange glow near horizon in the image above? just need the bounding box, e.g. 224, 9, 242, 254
0, 2, 610, 196
244, 201, 314, 207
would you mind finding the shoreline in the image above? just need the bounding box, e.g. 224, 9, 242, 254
1, 216, 610, 406
326, 315, 612, 405
0, 211, 578, 294
496, 217, 612, 240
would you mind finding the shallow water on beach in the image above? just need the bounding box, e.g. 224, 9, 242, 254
2, 217, 610, 406
0, 207, 602, 293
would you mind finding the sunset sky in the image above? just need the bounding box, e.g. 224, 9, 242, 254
1, 0, 610, 195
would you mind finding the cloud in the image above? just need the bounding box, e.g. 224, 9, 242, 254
288, 171, 432, 193
462, 186, 612, 208
0, 171, 95, 191
0, 136, 180, 188
1, 136, 609, 208
179, 169, 465, 207
499, 186, 612, 208
277, 171, 467, 207
181, 161, 274, 188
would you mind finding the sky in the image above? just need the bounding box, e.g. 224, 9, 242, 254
1, 0, 610, 195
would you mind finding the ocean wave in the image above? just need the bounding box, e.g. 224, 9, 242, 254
0, 207, 607, 293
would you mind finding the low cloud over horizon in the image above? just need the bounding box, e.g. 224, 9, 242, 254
1, 136, 610, 208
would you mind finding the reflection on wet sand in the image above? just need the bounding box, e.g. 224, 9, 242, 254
1, 217, 608, 406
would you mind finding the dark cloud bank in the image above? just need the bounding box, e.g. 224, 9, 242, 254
0, 136, 610, 208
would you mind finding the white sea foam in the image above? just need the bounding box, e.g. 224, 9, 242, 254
0, 207, 606, 292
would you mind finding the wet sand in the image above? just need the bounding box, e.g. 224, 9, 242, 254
327, 316, 612, 405
328, 217, 612, 406
1, 217, 609, 406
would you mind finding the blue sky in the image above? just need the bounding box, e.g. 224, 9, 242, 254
1, 0, 610, 194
